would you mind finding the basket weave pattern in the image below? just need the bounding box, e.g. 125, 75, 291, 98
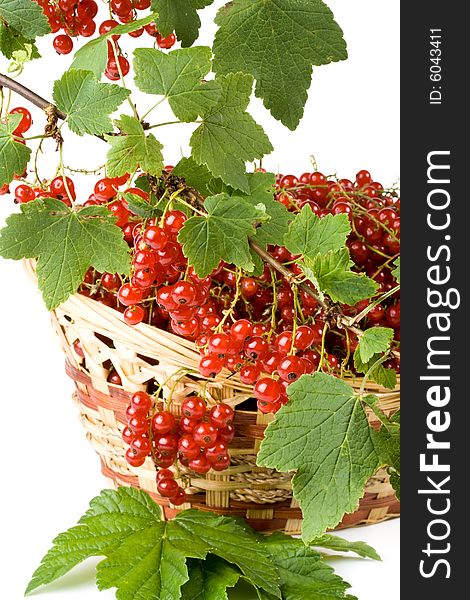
45, 273, 400, 533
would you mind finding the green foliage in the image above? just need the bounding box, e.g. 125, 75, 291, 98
0, 113, 31, 187
0, 22, 40, 63
106, 115, 164, 178
178, 193, 268, 277
152, 0, 215, 47
134, 46, 220, 121
213, 0, 347, 129
26, 487, 281, 599
0, 198, 130, 309
258, 373, 384, 541
53, 70, 130, 136
353, 350, 397, 390
392, 256, 400, 283
190, 73, 273, 191
181, 557, 241, 600
356, 327, 394, 363
0, 0, 50, 41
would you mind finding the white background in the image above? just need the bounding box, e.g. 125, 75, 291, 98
0, 1, 400, 598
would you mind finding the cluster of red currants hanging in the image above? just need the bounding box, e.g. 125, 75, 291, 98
32, 0, 176, 78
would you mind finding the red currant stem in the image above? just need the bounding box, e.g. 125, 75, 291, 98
363, 241, 393, 260
248, 239, 328, 311
140, 97, 167, 121
289, 285, 301, 355
342, 329, 352, 370
64, 164, 106, 176
371, 252, 400, 280
147, 120, 200, 130
58, 141, 76, 207
109, 40, 140, 121
350, 284, 401, 326
0, 72, 67, 120
217, 268, 242, 331
359, 354, 390, 396
174, 196, 206, 217
317, 320, 330, 372
309, 154, 318, 172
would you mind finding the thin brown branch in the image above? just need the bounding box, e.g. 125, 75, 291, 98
0, 72, 67, 120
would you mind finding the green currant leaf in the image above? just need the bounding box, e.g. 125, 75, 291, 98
106, 115, 164, 178
303, 249, 378, 305
373, 414, 400, 499
257, 373, 384, 541
309, 534, 381, 561
285, 208, 351, 256
190, 73, 273, 192
53, 70, 130, 137
0, 0, 50, 40
181, 557, 241, 600
0, 198, 131, 310
392, 256, 400, 283
213, 0, 347, 130
178, 193, 269, 277
71, 14, 158, 78
260, 532, 354, 600
353, 351, 397, 390
356, 327, 394, 364
121, 191, 162, 219
172, 157, 218, 197
0, 113, 31, 187
0, 22, 40, 61
134, 47, 221, 122
26, 488, 281, 599
152, 0, 215, 47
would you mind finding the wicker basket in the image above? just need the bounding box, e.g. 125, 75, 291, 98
27, 261, 400, 533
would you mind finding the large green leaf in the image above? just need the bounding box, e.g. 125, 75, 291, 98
0, 198, 130, 309
53, 70, 130, 136
134, 47, 221, 122
284, 208, 350, 256
152, 0, 215, 47
178, 193, 268, 277
181, 557, 241, 600
213, 0, 347, 129
257, 373, 383, 541
356, 327, 394, 364
106, 115, 164, 178
190, 73, 273, 192
0, 22, 40, 61
26, 488, 281, 599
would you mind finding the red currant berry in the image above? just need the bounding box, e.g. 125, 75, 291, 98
118, 284, 143, 307
193, 422, 218, 447
14, 184, 35, 203
131, 391, 152, 415
9, 107, 32, 134
275, 331, 293, 354
143, 225, 168, 250
122, 425, 134, 444
254, 377, 281, 403
211, 454, 231, 471
170, 488, 188, 505
156, 32, 176, 49
152, 411, 176, 435
180, 416, 198, 434
207, 332, 231, 355
240, 277, 259, 298
217, 424, 235, 444
239, 364, 261, 385
277, 355, 305, 382
294, 325, 315, 350
205, 442, 228, 464
124, 305, 146, 325
181, 396, 206, 420
178, 434, 201, 460
125, 447, 146, 467
230, 319, 253, 342
157, 477, 179, 498
189, 455, 211, 474
243, 336, 268, 360
130, 435, 151, 456
171, 281, 197, 305
209, 403, 234, 428
127, 416, 149, 436
156, 433, 179, 456
164, 210, 187, 235
199, 355, 224, 378
53, 34, 73, 54
156, 468, 174, 482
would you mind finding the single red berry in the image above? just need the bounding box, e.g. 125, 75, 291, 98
188, 455, 211, 474
164, 210, 187, 235
217, 424, 235, 444
171, 281, 197, 306
143, 225, 168, 250
118, 284, 143, 307
240, 277, 259, 298
239, 364, 260, 385
14, 184, 35, 203
152, 411, 176, 435
207, 332, 231, 355
130, 435, 151, 456
277, 355, 305, 382
53, 34, 73, 54
205, 442, 228, 464
193, 422, 218, 448
294, 326, 315, 350
170, 488, 188, 505
178, 434, 201, 460
156, 32, 176, 49
99, 19, 121, 39
199, 355, 224, 378
154, 453, 176, 468
131, 391, 152, 415
101, 272, 121, 291
156, 468, 174, 482
156, 433, 179, 456
124, 305, 146, 326
125, 447, 146, 467
180, 416, 198, 434
275, 331, 293, 354
254, 377, 281, 403
257, 399, 281, 414
243, 336, 268, 360
127, 416, 149, 436
181, 396, 206, 420
157, 477, 180, 498
356, 169, 372, 188
122, 425, 134, 445
209, 403, 234, 428
261, 351, 282, 374
211, 454, 231, 471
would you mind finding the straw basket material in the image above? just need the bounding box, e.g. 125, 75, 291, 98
26, 261, 400, 533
